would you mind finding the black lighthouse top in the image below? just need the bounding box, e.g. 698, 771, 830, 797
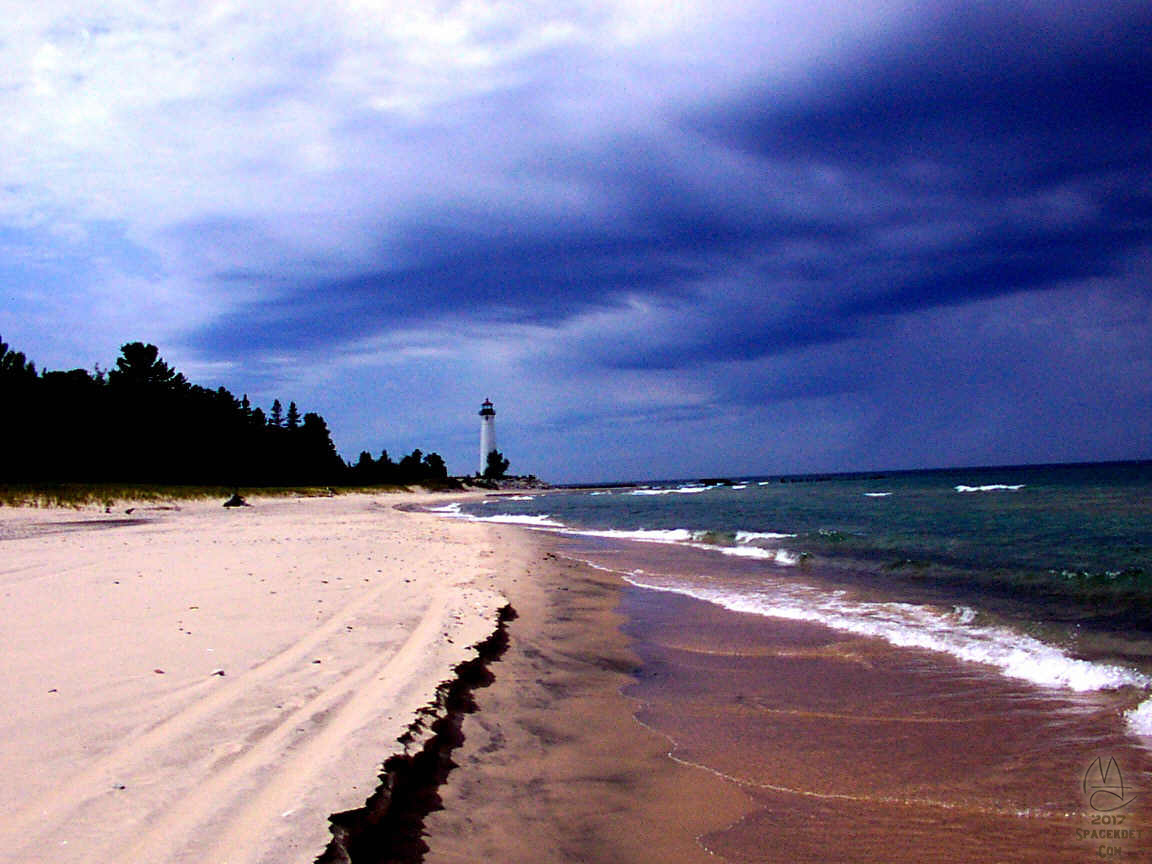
479, 399, 495, 417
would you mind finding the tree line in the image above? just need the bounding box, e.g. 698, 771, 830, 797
0, 336, 454, 487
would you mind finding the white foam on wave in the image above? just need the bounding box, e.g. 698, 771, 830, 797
953, 605, 977, 625
955, 484, 1025, 493
502, 495, 536, 501
629, 485, 710, 496
427, 504, 801, 567
719, 546, 799, 565
571, 528, 696, 543
735, 530, 797, 542
471, 513, 566, 527
1125, 699, 1152, 738
775, 549, 800, 565
622, 576, 1151, 696
563, 527, 799, 565
864, 492, 893, 498
717, 545, 777, 560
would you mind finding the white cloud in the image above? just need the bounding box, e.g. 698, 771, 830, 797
0, 0, 909, 257
4, 1, 1147, 481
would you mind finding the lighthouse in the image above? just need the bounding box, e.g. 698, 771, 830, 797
479, 399, 496, 474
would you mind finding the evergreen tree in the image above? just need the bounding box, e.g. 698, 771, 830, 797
483, 449, 510, 479
397, 449, 423, 480
422, 452, 448, 480
0, 336, 37, 381
298, 412, 344, 483
107, 342, 186, 391
36, 368, 105, 482
351, 450, 375, 483
0, 336, 454, 489
377, 450, 396, 484
105, 343, 190, 482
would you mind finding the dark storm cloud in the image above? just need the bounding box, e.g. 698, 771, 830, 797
640, 1, 1152, 375
189, 1, 1150, 389
843, 217, 1148, 317
189, 160, 859, 356
193, 233, 711, 352
700, 3, 1152, 180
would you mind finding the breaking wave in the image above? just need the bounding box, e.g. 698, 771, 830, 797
621, 574, 1152, 713
434, 507, 802, 566
467, 513, 567, 527
628, 485, 712, 496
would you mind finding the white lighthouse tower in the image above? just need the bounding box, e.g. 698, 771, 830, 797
479, 399, 496, 474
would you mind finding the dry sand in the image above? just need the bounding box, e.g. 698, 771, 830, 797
0, 493, 517, 864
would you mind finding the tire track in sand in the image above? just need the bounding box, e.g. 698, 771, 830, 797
106, 593, 457, 864
5, 572, 424, 857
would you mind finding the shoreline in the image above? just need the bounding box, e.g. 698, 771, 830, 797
0, 493, 515, 864
419, 531, 754, 863
10, 492, 1145, 862
429, 519, 1152, 863
617, 564, 1152, 863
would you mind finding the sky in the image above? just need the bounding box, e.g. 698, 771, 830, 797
2, 1, 1149, 484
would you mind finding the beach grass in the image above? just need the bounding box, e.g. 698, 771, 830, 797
0, 482, 433, 508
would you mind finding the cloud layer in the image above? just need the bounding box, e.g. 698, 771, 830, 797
3, 1, 1149, 481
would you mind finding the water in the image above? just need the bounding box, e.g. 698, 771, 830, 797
432, 461, 1152, 860
440, 461, 1152, 734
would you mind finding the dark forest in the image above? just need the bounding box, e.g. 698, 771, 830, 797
0, 336, 451, 487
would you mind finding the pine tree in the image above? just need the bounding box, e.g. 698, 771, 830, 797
484, 449, 510, 479
107, 342, 185, 391
422, 452, 447, 479
0, 335, 37, 380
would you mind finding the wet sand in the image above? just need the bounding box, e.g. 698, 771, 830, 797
424, 528, 1152, 863
626, 587, 1152, 863
420, 537, 754, 863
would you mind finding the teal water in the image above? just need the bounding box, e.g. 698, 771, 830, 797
466, 463, 1151, 627
441, 460, 1152, 734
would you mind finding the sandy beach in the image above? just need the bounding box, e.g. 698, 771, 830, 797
0, 493, 519, 864
7, 490, 1146, 864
